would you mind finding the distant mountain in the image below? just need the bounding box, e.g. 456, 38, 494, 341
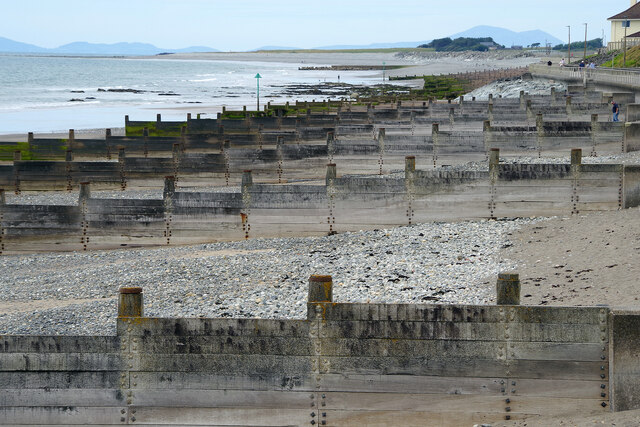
0, 36, 48, 53
314, 41, 431, 50
448, 26, 563, 47
0, 36, 219, 55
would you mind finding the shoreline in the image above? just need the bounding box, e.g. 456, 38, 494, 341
0, 51, 548, 135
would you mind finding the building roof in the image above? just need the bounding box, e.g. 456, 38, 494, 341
609, 3, 640, 20
627, 30, 640, 37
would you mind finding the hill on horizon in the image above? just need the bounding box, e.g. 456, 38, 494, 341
0, 37, 219, 55
449, 25, 563, 47
1, 25, 563, 54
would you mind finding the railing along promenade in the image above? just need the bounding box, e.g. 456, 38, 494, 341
530, 63, 640, 91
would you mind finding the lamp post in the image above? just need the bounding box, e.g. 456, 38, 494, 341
624, 16, 629, 68
382, 61, 386, 83
567, 26, 571, 65
583, 23, 588, 62
255, 73, 261, 111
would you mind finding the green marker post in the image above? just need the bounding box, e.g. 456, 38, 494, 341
255, 73, 262, 111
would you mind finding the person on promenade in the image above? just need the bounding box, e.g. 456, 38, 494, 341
612, 100, 620, 122
560, 58, 565, 67
579, 61, 586, 68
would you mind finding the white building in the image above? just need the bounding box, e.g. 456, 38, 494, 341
608, 0, 640, 49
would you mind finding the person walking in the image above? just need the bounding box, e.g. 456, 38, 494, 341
612, 100, 620, 122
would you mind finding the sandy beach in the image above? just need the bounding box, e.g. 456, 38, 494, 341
153, 49, 550, 77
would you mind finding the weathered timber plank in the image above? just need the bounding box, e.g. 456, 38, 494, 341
314, 339, 605, 361
324, 357, 607, 380
135, 336, 311, 356
0, 406, 126, 425
129, 407, 310, 426
131, 372, 313, 391
0, 336, 119, 354
0, 371, 120, 389
0, 389, 125, 406
136, 354, 312, 374
118, 318, 309, 337
321, 393, 607, 415
319, 304, 604, 324
319, 320, 603, 342
131, 390, 313, 408
0, 353, 122, 371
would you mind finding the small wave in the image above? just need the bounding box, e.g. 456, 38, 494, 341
190, 78, 219, 82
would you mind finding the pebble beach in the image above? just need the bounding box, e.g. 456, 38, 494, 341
3, 145, 639, 336
0, 216, 536, 335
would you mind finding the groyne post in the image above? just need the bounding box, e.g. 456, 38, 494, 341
118, 287, 143, 318
526, 100, 533, 123
571, 148, 582, 167
68, 129, 75, 151
536, 113, 544, 158
13, 150, 21, 162
519, 91, 526, 111
566, 96, 573, 117
118, 147, 127, 191
163, 176, 175, 245
327, 131, 335, 164
550, 87, 557, 107
432, 123, 439, 168
276, 136, 284, 184
378, 128, 386, 175
241, 170, 252, 240
591, 114, 599, 157
308, 275, 333, 303
79, 181, 91, 202
79, 182, 90, 251
489, 147, 499, 218
142, 127, 149, 158
571, 148, 582, 215
105, 129, 112, 159
65, 150, 73, 191
326, 164, 337, 234
483, 121, 492, 160
0, 188, 5, 255
405, 156, 416, 225
325, 163, 337, 186
172, 143, 181, 183
496, 273, 520, 305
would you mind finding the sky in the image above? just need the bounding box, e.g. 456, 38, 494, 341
1, 0, 629, 51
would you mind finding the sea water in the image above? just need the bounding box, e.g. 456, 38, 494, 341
0, 54, 380, 134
